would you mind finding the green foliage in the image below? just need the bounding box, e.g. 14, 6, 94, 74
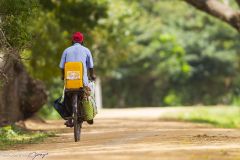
161, 107, 240, 128
0, 125, 54, 150
38, 105, 61, 120
166, 2, 240, 105
21, 0, 139, 112
103, 0, 240, 107
0, 0, 39, 48
53, 0, 108, 32
2, 0, 240, 112
22, 0, 131, 82
22, 11, 67, 83
38, 79, 63, 119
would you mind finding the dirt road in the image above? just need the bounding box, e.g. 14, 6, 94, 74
1, 108, 240, 160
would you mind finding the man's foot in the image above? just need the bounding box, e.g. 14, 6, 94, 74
64, 119, 74, 127
87, 120, 94, 125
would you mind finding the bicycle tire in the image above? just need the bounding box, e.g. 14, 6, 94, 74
73, 93, 81, 142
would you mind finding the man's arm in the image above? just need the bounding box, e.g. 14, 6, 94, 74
86, 49, 96, 81
59, 50, 67, 80
61, 69, 64, 80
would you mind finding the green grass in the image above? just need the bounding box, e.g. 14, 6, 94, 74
0, 125, 55, 150
161, 106, 240, 128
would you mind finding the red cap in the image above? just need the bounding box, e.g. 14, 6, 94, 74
72, 32, 84, 43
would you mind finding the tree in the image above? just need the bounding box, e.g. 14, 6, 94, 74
184, 0, 240, 32
103, 0, 240, 107
0, 0, 47, 126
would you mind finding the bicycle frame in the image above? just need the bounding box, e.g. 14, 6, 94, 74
65, 89, 84, 142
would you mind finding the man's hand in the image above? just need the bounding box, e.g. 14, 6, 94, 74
89, 68, 96, 81
90, 74, 96, 81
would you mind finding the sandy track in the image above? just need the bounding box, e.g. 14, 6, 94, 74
1, 108, 240, 160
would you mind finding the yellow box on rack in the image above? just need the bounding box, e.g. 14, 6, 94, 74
64, 62, 84, 89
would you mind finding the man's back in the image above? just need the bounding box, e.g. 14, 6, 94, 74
59, 43, 94, 86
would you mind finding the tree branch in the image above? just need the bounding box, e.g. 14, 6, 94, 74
184, 0, 240, 32
235, 0, 240, 7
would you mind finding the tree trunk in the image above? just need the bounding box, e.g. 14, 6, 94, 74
0, 54, 47, 126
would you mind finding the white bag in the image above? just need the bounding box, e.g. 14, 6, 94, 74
88, 81, 98, 114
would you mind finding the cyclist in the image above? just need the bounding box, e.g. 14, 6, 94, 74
59, 32, 96, 127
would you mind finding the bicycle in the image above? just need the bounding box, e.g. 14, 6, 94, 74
65, 89, 84, 142
63, 62, 95, 142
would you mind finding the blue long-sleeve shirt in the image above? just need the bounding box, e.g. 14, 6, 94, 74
59, 43, 94, 86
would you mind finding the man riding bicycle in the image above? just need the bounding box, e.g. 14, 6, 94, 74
59, 32, 96, 127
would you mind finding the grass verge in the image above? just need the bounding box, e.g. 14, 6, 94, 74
161, 106, 240, 128
0, 125, 55, 150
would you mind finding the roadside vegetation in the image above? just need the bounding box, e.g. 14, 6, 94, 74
161, 106, 240, 128
39, 105, 61, 120
0, 125, 55, 150
1, 0, 240, 129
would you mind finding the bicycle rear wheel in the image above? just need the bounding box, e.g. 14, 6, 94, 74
73, 93, 81, 142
